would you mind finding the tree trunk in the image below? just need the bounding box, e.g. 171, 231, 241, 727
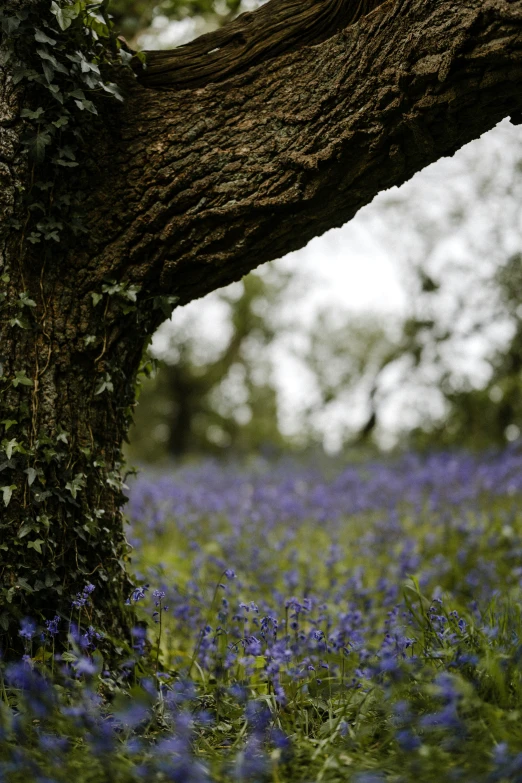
0, 67, 140, 650
1, 0, 522, 656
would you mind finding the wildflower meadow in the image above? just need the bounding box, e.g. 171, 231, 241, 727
3, 447, 522, 781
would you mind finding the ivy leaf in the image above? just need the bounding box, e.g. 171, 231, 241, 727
16, 578, 33, 593
91, 292, 103, 306
9, 316, 29, 328
80, 58, 100, 75
21, 106, 45, 121
153, 295, 179, 317
53, 115, 69, 129
101, 82, 124, 102
68, 88, 86, 100
119, 48, 133, 66
1, 486, 15, 507
4, 438, 19, 459
81, 72, 99, 90
41, 60, 55, 84
74, 98, 98, 115
65, 473, 86, 499
27, 539, 45, 554
1, 420, 17, 432
2, 16, 20, 34
23, 128, 52, 163
34, 29, 57, 45
18, 522, 33, 538
50, 0, 81, 31
19, 292, 37, 308
95, 374, 114, 395
36, 48, 69, 75
25, 467, 37, 486
123, 284, 140, 302
54, 159, 79, 168
13, 371, 34, 388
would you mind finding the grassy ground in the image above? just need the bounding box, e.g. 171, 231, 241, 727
3, 448, 522, 781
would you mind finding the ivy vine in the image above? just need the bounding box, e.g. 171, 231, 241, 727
0, 0, 141, 246
0, 0, 144, 637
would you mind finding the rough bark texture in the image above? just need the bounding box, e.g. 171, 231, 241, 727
0, 6, 137, 655
1, 0, 522, 654
92, 0, 522, 309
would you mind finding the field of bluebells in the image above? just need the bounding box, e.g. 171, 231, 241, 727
3, 447, 522, 781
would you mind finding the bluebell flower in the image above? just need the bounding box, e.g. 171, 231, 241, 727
125, 584, 150, 604
245, 700, 272, 734
232, 736, 268, 782
19, 618, 37, 641
72, 582, 96, 608
132, 626, 148, 656
45, 616, 60, 636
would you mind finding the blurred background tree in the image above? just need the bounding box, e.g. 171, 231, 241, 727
128, 269, 293, 461
115, 0, 522, 460
111, 0, 260, 47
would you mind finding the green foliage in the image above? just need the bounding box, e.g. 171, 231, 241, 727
109, 0, 244, 43
409, 252, 522, 450
1, 0, 129, 247
128, 270, 291, 460
3, 453, 522, 780
0, 1, 135, 634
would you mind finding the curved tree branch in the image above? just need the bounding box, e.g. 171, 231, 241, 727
137, 0, 388, 88
84, 0, 522, 317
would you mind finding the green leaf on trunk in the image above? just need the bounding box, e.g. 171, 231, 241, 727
27, 539, 45, 554
18, 523, 33, 538
4, 438, 21, 459
50, 0, 81, 31
13, 371, 34, 387
23, 128, 52, 163
16, 578, 33, 593
34, 29, 57, 45
25, 467, 38, 486
1, 486, 15, 507
21, 106, 46, 120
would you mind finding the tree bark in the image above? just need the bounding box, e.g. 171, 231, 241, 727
1, 0, 522, 655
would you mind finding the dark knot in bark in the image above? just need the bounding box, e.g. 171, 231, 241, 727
135, 0, 389, 89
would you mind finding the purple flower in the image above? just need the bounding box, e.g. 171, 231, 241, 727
19, 618, 37, 641
126, 584, 149, 605
74, 656, 97, 677
72, 582, 96, 609
132, 626, 148, 656
45, 616, 60, 637
232, 735, 268, 781
81, 625, 103, 650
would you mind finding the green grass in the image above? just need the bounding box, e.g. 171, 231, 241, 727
3, 452, 522, 781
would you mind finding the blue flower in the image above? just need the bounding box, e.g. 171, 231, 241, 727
72, 582, 96, 609
126, 584, 149, 604
19, 618, 37, 641
45, 616, 60, 637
